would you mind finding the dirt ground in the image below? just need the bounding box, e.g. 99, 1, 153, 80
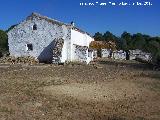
0, 59, 160, 120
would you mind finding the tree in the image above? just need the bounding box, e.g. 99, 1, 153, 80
0, 30, 8, 52
146, 39, 160, 65
103, 31, 117, 42
121, 31, 133, 50
115, 37, 122, 50
93, 32, 104, 41
132, 33, 146, 50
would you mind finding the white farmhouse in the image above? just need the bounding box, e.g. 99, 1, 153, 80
8, 13, 94, 64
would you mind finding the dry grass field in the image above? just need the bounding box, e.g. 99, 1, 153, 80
0, 59, 160, 120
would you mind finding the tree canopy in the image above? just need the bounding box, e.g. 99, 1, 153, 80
0, 29, 8, 52
93, 31, 160, 64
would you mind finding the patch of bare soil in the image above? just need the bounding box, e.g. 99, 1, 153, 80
0, 59, 160, 120
43, 81, 141, 102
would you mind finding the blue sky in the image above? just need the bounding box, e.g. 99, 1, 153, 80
0, 0, 159, 36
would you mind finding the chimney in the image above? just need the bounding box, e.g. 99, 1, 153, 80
71, 21, 75, 27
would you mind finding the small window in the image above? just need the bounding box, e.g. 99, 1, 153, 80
33, 24, 37, 30
27, 44, 33, 51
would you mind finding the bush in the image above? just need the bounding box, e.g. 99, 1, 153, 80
0, 30, 8, 51
0, 30, 8, 55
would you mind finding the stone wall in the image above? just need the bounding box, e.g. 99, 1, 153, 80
136, 53, 152, 62
129, 49, 152, 62
129, 49, 141, 60
101, 49, 126, 60
112, 50, 126, 60
101, 49, 111, 58
52, 38, 64, 63
93, 50, 97, 59
74, 44, 88, 63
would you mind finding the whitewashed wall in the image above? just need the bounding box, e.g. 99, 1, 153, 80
8, 13, 94, 64
87, 50, 94, 64
8, 16, 71, 63
71, 29, 94, 63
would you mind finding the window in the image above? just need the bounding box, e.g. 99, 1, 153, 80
27, 44, 33, 51
33, 24, 37, 30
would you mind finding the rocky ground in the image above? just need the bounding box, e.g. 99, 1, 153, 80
0, 59, 160, 120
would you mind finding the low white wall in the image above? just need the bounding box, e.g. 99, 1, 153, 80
112, 51, 126, 60
101, 49, 111, 58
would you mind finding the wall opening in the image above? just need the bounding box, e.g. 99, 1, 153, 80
33, 24, 37, 30
88, 49, 92, 57
27, 44, 33, 51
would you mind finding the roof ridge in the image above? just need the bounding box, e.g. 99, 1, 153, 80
16, 12, 93, 38
27, 12, 69, 26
